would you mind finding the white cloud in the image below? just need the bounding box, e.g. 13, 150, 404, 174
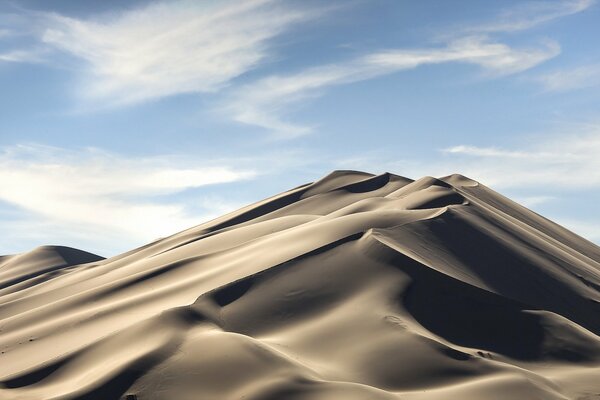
439, 129, 600, 189
0, 48, 45, 63
535, 63, 600, 91
222, 0, 593, 138
328, 126, 600, 192
38, 0, 316, 106
0, 145, 255, 254
367, 36, 560, 76
223, 62, 383, 138
444, 145, 534, 158
467, 0, 595, 33
225, 36, 559, 138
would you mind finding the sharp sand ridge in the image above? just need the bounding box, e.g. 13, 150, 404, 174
1, 170, 600, 400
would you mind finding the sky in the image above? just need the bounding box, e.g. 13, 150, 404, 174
1, 0, 600, 256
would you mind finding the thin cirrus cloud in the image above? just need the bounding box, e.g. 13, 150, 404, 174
224, 36, 560, 138
0, 49, 34, 62
0, 26, 45, 62
366, 36, 560, 76
1, 0, 588, 131
330, 126, 600, 191
464, 0, 594, 33
222, 0, 593, 138
441, 129, 600, 189
0, 48, 47, 63
0, 145, 255, 254
535, 63, 600, 91
37, 0, 318, 106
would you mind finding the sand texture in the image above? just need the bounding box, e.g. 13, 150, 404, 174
1, 171, 600, 400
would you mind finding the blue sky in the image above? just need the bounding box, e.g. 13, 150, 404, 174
1, 0, 599, 256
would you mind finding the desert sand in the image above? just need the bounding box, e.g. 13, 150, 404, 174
1, 171, 600, 400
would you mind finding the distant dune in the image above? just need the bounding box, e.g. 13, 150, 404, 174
1, 171, 600, 400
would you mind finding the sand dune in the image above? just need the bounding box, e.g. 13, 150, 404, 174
1, 170, 600, 400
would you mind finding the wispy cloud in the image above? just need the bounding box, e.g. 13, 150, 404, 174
0, 145, 255, 254
367, 36, 560, 76
0, 10, 54, 63
222, 0, 594, 138
466, 0, 595, 33
535, 63, 600, 91
223, 62, 382, 138
1, 0, 584, 128
0, 48, 45, 63
36, 0, 317, 106
443, 145, 552, 159
224, 36, 559, 138
328, 125, 600, 191
440, 129, 600, 189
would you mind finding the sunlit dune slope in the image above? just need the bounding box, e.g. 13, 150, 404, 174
1, 170, 599, 400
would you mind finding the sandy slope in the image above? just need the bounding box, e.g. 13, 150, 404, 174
1, 171, 600, 400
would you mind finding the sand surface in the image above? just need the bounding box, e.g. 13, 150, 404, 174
1, 171, 600, 400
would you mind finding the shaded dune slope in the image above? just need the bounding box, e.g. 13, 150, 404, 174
1, 171, 600, 399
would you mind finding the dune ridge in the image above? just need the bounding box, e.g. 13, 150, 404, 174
1, 171, 600, 400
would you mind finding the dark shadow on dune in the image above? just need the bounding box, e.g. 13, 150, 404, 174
0, 267, 67, 291
71, 352, 164, 400
203, 232, 365, 307
362, 232, 552, 360
400, 265, 546, 360
2, 357, 155, 400
381, 248, 597, 362
208, 188, 309, 233
456, 184, 600, 263
198, 232, 365, 333
213, 276, 256, 307
51, 246, 105, 266
402, 208, 600, 336
333, 172, 411, 194
339, 173, 395, 193
1, 357, 72, 388
408, 192, 465, 209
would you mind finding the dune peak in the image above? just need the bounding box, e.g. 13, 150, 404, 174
0, 170, 599, 400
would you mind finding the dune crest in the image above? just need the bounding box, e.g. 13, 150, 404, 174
1, 171, 599, 400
